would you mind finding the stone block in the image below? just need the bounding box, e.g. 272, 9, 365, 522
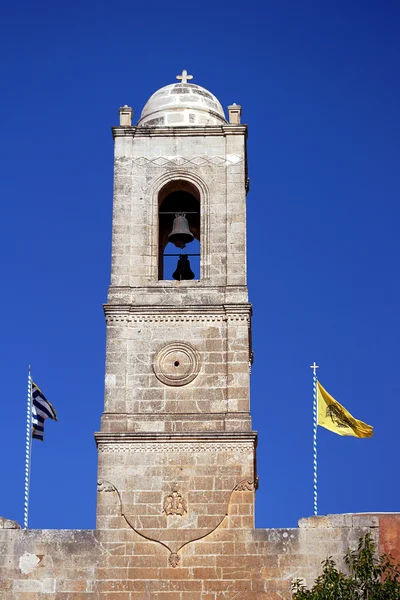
352, 515, 379, 528
298, 515, 329, 529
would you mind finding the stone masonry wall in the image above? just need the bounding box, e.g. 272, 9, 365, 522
103, 126, 252, 437
109, 127, 247, 289
95, 435, 256, 535
101, 312, 251, 434
1, 513, 399, 599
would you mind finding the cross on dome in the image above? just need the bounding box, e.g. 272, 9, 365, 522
137, 74, 227, 127
176, 69, 193, 84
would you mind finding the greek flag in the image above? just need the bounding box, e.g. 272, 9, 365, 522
32, 382, 57, 441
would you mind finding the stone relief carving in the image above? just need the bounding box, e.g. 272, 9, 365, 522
129, 155, 243, 168
97, 477, 256, 567
234, 480, 256, 492
97, 479, 117, 493
105, 314, 250, 324
163, 488, 187, 516
169, 553, 180, 568
98, 442, 254, 454
153, 342, 200, 387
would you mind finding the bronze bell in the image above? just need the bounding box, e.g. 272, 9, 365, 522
172, 255, 195, 281
168, 213, 194, 248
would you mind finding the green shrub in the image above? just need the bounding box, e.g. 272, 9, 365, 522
292, 533, 400, 599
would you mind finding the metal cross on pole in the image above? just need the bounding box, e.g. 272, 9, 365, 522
176, 70, 193, 84
310, 361, 319, 516
310, 361, 319, 376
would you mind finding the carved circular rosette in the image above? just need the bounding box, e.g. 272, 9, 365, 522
153, 342, 200, 387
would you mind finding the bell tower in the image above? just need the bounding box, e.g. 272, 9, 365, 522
96, 72, 257, 566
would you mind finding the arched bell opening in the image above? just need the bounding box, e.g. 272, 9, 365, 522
158, 181, 200, 281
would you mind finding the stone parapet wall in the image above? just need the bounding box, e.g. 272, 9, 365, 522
1, 513, 398, 599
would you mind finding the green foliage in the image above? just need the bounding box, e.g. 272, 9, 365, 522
292, 533, 400, 599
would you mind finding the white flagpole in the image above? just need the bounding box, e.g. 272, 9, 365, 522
310, 361, 319, 516
24, 365, 33, 529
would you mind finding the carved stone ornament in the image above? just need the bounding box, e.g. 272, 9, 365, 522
98, 441, 254, 454
169, 553, 180, 568
128, 155, 243, 168
95, 474, 255, 568
153, 342, 200, 386
0, 516, 20, 529
234, 480, 255, 492
163, 488, 187, 516
97, 479, 117, 493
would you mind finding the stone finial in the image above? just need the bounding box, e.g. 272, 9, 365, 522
228, 103, 242, 125
0, 516, 21, 529
119, 105, 133, 126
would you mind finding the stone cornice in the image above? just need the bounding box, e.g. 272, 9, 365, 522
108, 285, 249, 293
101, 411, 251, 420
103, 303, 252, 323
104, 303, 251, 315
112, 125, 248, 139
95, 431, 258, 447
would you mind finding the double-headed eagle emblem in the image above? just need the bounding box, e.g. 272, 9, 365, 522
163, 487, 187, 516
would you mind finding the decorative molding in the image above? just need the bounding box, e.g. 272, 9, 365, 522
112, 125, 248, 139
103, 304, 252, 326
97, 442, 254, 454
104, 303, 252, 315
107, 287, 250, 297
105, 314, 250, 324
128, 155, 243, 168
95, 431, 257, 444
100, 412, 246, 422
153, 342, 200, 387
105, 314, 218, 323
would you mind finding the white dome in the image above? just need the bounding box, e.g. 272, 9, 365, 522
137, 82, 227, 127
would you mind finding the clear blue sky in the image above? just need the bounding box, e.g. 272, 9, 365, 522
1, 1, 399, 530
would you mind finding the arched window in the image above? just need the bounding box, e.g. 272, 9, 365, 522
158, 181, 200, 281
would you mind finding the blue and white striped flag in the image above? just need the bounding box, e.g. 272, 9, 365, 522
32, 382, 57, 441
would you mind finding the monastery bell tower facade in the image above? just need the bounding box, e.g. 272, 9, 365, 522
95, 71, 257, 566
1, 71, 397, 600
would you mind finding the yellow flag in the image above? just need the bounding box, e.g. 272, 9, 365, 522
317, 381, 373, 438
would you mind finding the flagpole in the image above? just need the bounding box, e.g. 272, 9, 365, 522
310, 362, 319, 516
24, 365, 33, 529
